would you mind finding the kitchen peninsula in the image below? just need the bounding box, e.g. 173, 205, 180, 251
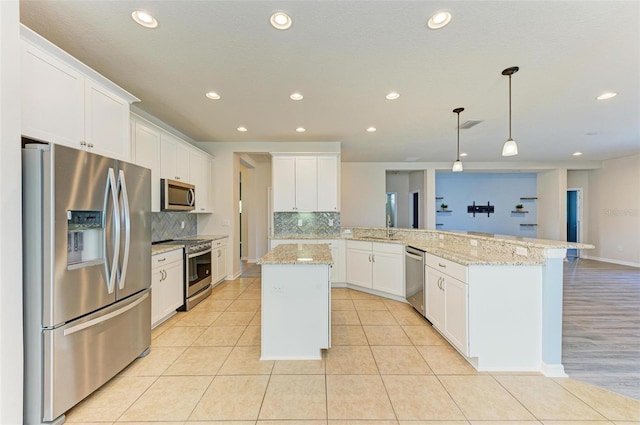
270, 228, 593, 376
257, 243, 333, 360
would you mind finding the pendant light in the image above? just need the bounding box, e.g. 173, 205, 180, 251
452, 107, 464, 172
501, 66, 519, 156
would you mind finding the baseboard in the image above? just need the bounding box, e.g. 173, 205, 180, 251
581, 255, 640, 268
228, 271, 241, 280
540, 362, 568, 378
246, 258, 257, 264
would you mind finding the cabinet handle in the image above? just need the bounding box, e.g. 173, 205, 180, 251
87, 143, 94, 148
157, 258, 166, 262
438, 263, 447, 268
217, 251, 221, 258
175, 176, 180, 180
368, 254, 372, 262
80, 141, 87, 147
371, 254, 375, 263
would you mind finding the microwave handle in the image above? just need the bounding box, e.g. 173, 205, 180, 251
187, 188, 195, 206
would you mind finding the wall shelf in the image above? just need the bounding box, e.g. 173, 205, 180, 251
520, 197, 538, 200
436, 223, 444, 226
511, 210, 529, 213
435, 197, 444, 200
437, 210, 452, 213
520, 223, 538, 227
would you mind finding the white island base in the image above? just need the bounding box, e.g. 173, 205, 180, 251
260, 262, 331, 360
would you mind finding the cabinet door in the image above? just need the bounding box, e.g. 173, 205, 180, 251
160, 134, 191, 182
163, 260, 185, 313
151, 268, 164, 327
21, 41, 84, 148
346, 249, 373, 289
445, 276, 468, 355
295, 156, 318, 211
318, 239, 345, 283
190, 150, 212, 212
133, 121, 161, 212
272, 156, 296, 211
215, 246, 227, 283
317, 155, 339, 211
84, 80, 130, 161
426, 267, 445, 330
372, 251, 404, 296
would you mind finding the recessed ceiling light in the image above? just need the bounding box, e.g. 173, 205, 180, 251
205, 91, 221, 100
366, 127, 377, 133
427, 10, 452, 29
596, 92, 617, 100
385, 92, 400, 100
131, 10, 158, 28
270, 12, 292, 30
460, 152, 468, 157
572, 152, 583, 156
295, 127, 306, 133
586, 131, 599, 136
237, 126, 247, 132
290, 92, 304, 101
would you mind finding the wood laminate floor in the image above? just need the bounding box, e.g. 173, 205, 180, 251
563, 257, 640, 400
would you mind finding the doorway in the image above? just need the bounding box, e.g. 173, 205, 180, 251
566, 188, 582, 258
410, 191, 419, 229
385, 192, 397, 228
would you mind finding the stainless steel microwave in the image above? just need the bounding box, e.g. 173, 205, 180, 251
161, 179, 195, 211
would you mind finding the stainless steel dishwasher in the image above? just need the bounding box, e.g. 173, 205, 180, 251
405, 245, 426, 315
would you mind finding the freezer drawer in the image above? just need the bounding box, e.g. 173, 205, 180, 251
42, 291, 150, 422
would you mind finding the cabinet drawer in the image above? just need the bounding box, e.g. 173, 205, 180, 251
346, 240, 372, 251
372, 242, 404, 255
426, 253, 467, 283
152, 249, 183, 268
212, 238, 228, 248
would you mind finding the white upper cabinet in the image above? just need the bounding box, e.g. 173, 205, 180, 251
294, 156, 318, 211
20, 26, 138, 161
190, 150, 213, 213
132, 118, 162, 212
160, 133, 191, 182
317, 155, 339, 211
272, 156, 297, 211
272, 154, 339, 212
84, 80, 131, 161
21, 41, 84, 147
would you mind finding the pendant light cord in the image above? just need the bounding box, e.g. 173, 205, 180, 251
456, 111, 461, 160
508, 74, 512, 140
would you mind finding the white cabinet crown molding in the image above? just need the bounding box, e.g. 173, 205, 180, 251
21, 24, 139, 104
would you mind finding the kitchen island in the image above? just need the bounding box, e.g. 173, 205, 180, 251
257, 243, 333, 360
271, 228, 593, 376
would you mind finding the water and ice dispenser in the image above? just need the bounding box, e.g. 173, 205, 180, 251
67, 210, 103, 267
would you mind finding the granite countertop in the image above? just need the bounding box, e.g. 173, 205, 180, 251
270, 235, 342, 240
179, 234, 229, 242
258, 243, 334, 265
152, 244, 184, 255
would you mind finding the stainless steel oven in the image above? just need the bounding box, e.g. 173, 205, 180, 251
176, 239, 213, 310
405, 245, 426, 316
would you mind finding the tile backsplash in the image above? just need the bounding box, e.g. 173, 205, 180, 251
274, 212, 340, 236
152, 212, 197, 242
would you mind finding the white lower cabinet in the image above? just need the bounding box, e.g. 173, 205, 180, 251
425, 254, 468, 355
212, 238, 228, 284
346, 240, 404, 296
151, 249, 184, 328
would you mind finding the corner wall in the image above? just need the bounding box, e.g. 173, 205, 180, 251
0, 1, 24, 422
580, 154, 640, 266
537, 169, 567, 241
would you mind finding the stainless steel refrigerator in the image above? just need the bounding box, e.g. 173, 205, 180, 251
22, 143, 151, 425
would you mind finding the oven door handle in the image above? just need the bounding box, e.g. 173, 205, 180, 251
187, 247, 212, 259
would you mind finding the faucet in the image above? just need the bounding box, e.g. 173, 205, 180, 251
386, 214, 392, 238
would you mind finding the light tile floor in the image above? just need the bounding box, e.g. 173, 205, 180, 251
65, 264, 640, 424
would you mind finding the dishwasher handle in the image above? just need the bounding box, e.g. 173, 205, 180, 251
405, 252, 424, 261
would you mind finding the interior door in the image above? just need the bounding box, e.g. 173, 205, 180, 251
116, 161, 151, 300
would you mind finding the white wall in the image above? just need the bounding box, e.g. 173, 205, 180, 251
385, 172, 410, 228
245, 161, 271, 262
579, 154, 640, 266
0, 1, 23, 423
537, 169, 567, 241
341, 162, 387, 227
239, 164, 249, 259
196, 141, 340, 277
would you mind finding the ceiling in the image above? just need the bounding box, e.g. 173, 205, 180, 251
20, 1, 640, 163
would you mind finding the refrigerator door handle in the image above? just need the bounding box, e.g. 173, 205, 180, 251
104, 168, 120, 294
117, 170, 131, 290
63, 292, 149, 336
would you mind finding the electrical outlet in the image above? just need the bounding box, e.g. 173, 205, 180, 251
222, 219, 230, 226
328, 219, 334, 226
439, 234, 444, 240
180, 221, 185, 229
298, 219, 303, 227
470, 239, 478, 246
271, 285, 283, 293
516, 246, 528, 256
